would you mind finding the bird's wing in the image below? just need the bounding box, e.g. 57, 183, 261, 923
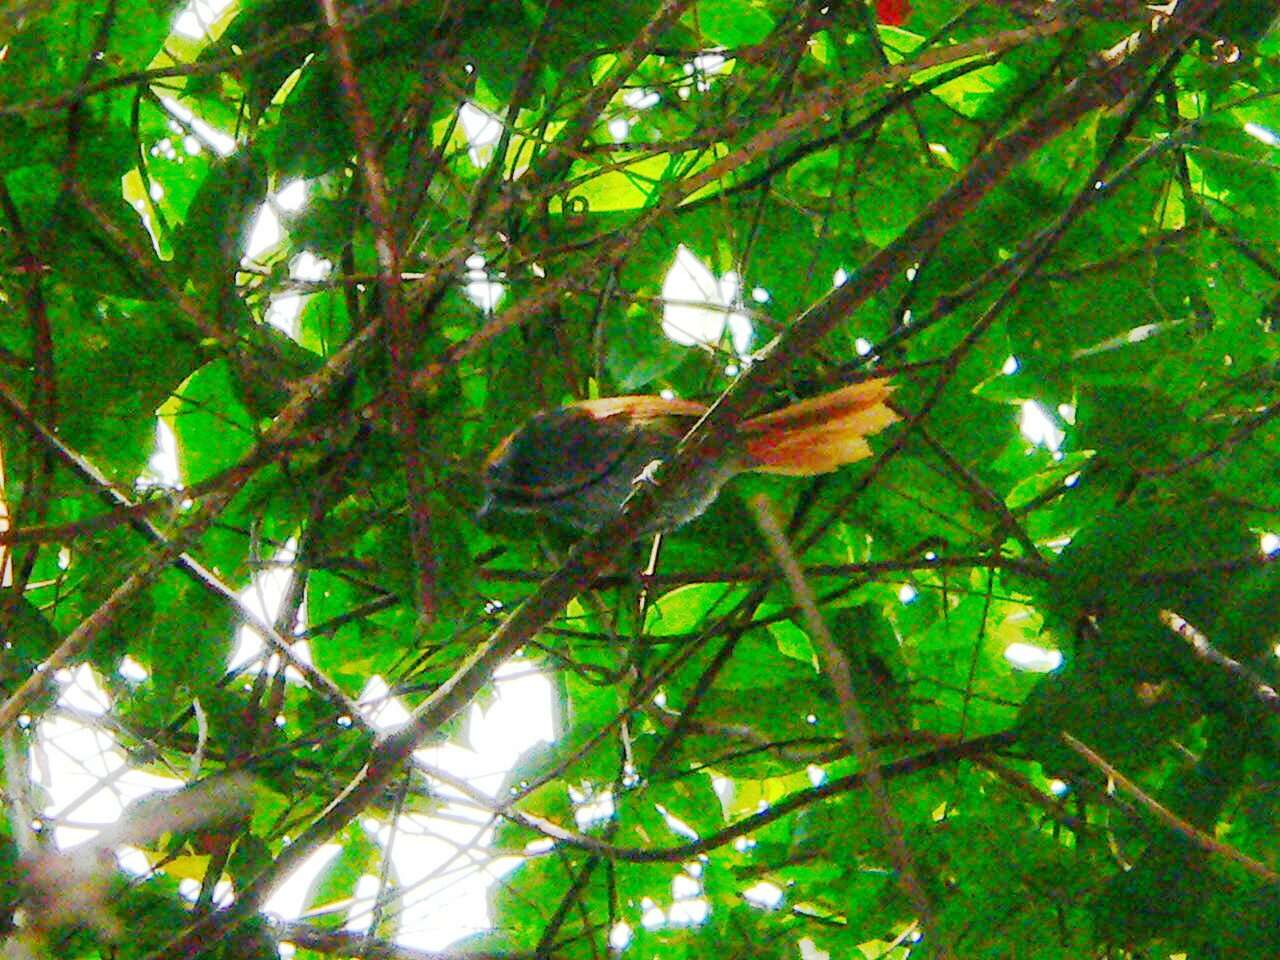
572, 395, 708, 431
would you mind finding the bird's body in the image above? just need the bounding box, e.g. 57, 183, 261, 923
480, 378, 898, 533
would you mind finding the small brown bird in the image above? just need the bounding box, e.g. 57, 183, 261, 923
479, 378, 898, 533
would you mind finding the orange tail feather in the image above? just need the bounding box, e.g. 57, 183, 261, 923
741, 379, 898, 476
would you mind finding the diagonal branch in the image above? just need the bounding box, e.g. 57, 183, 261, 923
915, 426, 1048, 569
751, 494, 946, 957
318, 0, 437, 622
1063, 732, 1279, 884
419, 732, 1017, 865
1160, 610, 1280, 716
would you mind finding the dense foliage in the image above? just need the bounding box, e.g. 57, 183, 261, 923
2, 0, 1280, 957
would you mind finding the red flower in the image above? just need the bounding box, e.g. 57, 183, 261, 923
875, 0, 910, 25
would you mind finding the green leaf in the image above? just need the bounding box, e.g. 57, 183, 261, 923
764, 614, 819, 671
165, 358, 257, 484
645, 584, 747, 636
173, 150, 268, 292
688, 0, 774, 46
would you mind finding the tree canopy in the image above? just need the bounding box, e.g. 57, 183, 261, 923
2, 0, 1280, 957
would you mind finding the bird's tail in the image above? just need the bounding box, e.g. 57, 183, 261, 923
741, 378, 898, 476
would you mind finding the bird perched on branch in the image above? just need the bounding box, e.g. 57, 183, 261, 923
479, 378, 898, 534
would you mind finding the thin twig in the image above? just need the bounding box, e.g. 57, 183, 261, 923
319, 0, 437, 622
477, 553, 1049, 586
418, 731, 1016, 865
915, 426, 1048, 570
1136, 400, 1280, 477
750, 494, 948, 958
0, 176, 55, 596
1061, 732, 1279, 884
1159, 610, 1280, 716
524, 0, 698, 188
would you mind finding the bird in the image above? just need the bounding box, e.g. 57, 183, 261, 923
478, 378, 898, 534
